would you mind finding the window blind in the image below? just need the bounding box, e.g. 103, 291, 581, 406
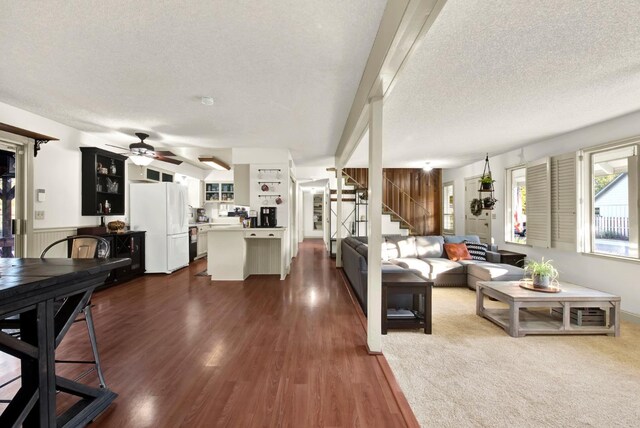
551, 153, 577, 251
525, 158, 551, 248
628, 155, 639, 258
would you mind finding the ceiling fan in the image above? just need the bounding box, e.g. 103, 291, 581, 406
106, 133, 183, 166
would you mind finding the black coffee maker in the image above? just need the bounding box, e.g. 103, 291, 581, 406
259, 207, 277, 228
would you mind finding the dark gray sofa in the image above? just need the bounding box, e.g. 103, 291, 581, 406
341, 235, 524, 313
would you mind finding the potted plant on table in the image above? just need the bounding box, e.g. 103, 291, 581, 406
524, 258, 558, 288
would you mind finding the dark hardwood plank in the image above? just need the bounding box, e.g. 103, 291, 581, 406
1, 239, 413, 427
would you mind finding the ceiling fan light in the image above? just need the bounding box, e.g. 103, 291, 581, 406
130, 155, 153, 166
198, 156, 230, 170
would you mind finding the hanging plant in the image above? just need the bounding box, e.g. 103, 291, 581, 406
479, 175, 495, 190
483, 196, 497, 209
470, 198, 483, 216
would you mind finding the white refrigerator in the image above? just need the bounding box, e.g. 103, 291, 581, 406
130, 182, 190, 273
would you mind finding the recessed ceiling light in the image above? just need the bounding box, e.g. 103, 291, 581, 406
201, 96, 214, 106
423, 162, 433, 172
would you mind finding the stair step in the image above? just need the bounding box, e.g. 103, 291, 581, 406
329, 189, 358, 194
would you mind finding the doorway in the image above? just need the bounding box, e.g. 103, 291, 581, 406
290, 176, 298, 258
464, 177, 492, 243
0, 147, 20, 257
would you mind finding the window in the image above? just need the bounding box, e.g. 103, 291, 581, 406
505, 166, 526, 244
585, 142, 638, 259
442, 182, 454, 234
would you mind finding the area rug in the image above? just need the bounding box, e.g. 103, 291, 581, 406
382, 287, 640, 428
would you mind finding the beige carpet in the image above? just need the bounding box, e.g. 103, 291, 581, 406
382, 287, 640, 428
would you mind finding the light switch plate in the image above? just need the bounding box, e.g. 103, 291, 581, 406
35, 210, 45, 220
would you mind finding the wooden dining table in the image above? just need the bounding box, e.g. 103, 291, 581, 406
0, 257, 130, 428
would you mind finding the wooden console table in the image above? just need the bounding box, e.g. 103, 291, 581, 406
497, 249, 526, 267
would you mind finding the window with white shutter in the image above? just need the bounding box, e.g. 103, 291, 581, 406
525, 158, 551, 248
505, 166, 526, 244
583, 142, 639, 259
442, 182, 455, 234
551, 153, 578, 251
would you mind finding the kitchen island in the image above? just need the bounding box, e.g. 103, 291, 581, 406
207, 227, 287, 280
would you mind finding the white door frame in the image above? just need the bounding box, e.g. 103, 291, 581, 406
0, 132, 33, 257
289, 174, 298, 259
464, 175, 492, 243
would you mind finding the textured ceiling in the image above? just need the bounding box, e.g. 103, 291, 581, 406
349, 0, 640, 168
0, 0, 386, 164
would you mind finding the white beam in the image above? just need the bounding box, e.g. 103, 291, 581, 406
335, 0, 447, 166
367, 94, 383, 354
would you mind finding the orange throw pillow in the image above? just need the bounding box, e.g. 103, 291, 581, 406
444, 243, 472, 261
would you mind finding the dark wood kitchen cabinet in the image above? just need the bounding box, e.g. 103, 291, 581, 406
80, 147, 127, 216
96, 231, 146, 288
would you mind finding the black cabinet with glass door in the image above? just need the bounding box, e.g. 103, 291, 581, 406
80, 147, 127, 216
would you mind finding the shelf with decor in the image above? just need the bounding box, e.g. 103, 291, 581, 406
80, 147, 127, 216
205, 182, 234, 203
313, 193, 323, 231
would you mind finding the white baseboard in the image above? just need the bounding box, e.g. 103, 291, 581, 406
622, 310, 640, 324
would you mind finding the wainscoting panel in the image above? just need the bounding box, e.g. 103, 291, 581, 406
246, 238, 281, 275
29, 228, 77, 257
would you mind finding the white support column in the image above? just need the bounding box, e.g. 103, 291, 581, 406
336, 165, 343, 267
367, 95, 383, 354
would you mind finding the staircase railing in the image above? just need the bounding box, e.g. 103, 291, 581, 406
338, 169, 430, 235
383, 176, 430, 235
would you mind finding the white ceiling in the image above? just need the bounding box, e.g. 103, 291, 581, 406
0, 0, 386, 164
348, 0, 640, 169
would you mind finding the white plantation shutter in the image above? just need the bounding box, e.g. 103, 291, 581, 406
525, 158, 551, 248
628, 154, 639, 257
551, 153, 578, 251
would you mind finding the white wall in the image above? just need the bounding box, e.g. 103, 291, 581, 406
303, 191, 323, 237
298, 187, 304, 244
203, 169, 234, 182
1, 101, 121, 229
443, 110, 640, 316
0, 100, 216, 229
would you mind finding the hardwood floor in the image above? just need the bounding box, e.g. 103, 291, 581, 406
0, 239, 415, 427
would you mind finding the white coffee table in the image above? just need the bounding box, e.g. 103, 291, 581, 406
476, 281, 621, 337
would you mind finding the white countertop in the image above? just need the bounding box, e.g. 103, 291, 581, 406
206, 226, 287, 232
207, 226, 243, 231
